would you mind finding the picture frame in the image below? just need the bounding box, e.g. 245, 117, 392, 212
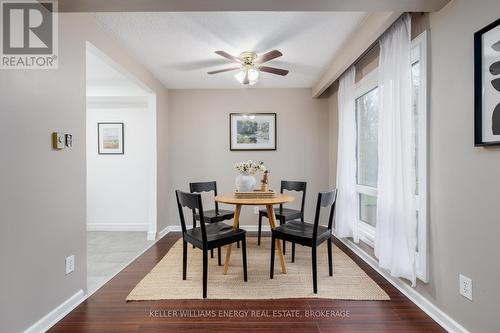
474, 18, 500, 146
230, 113, 277, 151
98, 122, 124, 154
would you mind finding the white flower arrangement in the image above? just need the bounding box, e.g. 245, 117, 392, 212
234, 160, 266, 175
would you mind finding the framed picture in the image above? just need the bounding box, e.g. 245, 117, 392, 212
230, 113, 276, 151
98, 122, 124, 154
474, 18, 500, 146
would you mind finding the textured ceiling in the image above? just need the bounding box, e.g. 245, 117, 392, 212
61, 0, 450, 12
86, 49, 150, 96
94, 12, 367, 89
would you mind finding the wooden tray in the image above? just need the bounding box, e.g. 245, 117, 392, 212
234, 190, 277, 199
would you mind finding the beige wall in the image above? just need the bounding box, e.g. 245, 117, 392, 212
420, 1, 500, 332
327, 1, 500, 331
168, 89, 330, 226
328, 89, 339, 188
0, 13, 168, 333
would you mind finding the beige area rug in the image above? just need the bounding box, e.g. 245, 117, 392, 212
127, 237, 389, 301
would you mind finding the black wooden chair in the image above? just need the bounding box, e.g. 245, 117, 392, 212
190, 181, 235, 265
270, 189, 337, 294
258, 180, 307, 260
176, 190, 247, 299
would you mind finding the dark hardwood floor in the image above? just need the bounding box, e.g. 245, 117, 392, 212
50, 232, 446, 333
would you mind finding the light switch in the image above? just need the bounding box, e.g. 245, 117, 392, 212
65, 134, 73, 147
52, 132, 65, 150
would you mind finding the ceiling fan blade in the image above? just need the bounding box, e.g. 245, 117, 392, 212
259, 66, 289, 76
255, 50, 283, 64
214, 51, 241, 63
207, 67, 240, 74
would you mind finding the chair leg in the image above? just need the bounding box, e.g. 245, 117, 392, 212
293, 217, 303, 263
328, 238, 333, 276
182, 240, 187, 280
270, 235, 276, 279
210, 248, 214, 258
192, 219, 197, 249
236, 218, 240, 248
312, 246, 318, 294
202, 249, 208, 299
280, 218, 286, 255
241, 238, 248, 282
217, 247, 222, 266
257, 213, 262, 245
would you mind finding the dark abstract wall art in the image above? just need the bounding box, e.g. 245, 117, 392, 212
493, 78, 500, 91
490, 61, 500, 75
493, 104, 500, 135
474, 18, 500, 146
493, 41, 500, 52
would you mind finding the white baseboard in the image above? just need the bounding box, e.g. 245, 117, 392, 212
157, 226, 170, 238
337, 237, 470, 333
87, 223, 148, 232
24, 289, 85, 333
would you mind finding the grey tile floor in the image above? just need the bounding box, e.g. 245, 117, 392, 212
87, 231, 155, 294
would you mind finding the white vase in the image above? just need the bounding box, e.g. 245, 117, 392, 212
235, 173, 256, 192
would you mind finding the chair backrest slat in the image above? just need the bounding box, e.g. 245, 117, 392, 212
176, 190, 208, 243
312, 189, 338, 242
280, 180, 307, 214
190, 181, 219, 213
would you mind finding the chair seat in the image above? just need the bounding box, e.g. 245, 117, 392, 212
185, 222, 245, 248
194, 209, 234, 223
259, 207, 302, 221
272, 220, 331, 245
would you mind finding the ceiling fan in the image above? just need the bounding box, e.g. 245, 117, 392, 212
207, 50, 289, 85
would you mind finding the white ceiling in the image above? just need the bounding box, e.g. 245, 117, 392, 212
94, 12, 368, 89
61, 0, 450, 12
86, 47, 150, 96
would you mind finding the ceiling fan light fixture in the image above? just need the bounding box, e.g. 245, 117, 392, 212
235, 66, 259, 85
234, 70, 246, 84
247, 68, 259, 83
211, 49, 287, 84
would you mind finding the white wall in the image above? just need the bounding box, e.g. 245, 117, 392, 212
168, 88, 330, 226
86, 103, 152, 231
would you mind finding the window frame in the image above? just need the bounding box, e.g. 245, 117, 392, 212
354, 69, 379, 247
352, 31, 429, 283
412, 31, 429, 283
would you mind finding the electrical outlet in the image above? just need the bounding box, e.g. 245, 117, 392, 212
65, 255, 75, 275
459, 274, 472, 301
254, 207, 260, 215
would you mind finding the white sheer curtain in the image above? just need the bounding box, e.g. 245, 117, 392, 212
374, 14, 417, 285
335, 66, 359, 242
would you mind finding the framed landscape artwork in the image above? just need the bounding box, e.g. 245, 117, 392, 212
474, 18, 500, 146
230, 113, 277, 151
98, 122, 124, 154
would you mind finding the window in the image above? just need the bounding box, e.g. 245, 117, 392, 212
354, 70, 379, 246
411, 31, 429, 283
352, 31, 429, 283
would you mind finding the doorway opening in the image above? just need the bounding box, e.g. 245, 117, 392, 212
85, 42, 157, 294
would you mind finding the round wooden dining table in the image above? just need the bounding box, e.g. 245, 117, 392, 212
215, 193, 294, 275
